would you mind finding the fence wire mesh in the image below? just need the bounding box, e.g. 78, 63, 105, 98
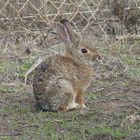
0, 0, 140, 46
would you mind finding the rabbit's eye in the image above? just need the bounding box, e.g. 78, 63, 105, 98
81, 48, 88, 53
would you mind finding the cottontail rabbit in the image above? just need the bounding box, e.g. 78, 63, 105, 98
33, 19, 100, 112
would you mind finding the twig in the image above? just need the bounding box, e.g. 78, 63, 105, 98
24, 49, 59, 84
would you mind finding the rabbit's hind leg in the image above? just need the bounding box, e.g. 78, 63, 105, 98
58, 92, 80, 112
57, 79, 80, 111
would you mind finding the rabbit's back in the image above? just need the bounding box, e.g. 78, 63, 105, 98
33, 55, 93, 91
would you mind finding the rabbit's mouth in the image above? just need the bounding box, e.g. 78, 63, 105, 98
76, 55, 100, 67
89, 55, 102, 66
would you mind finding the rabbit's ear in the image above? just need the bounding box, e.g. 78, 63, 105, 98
60, 20, 79, 47
56, 20, 79, 47
56, 22, 71, 46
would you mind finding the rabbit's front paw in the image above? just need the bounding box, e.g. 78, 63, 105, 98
67, 102, 80, 110
80, 104, 87, 109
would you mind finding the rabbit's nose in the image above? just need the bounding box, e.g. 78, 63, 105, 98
96, 55, 102, 63
92, 54, 101, 62
93, 54, 101, 61
97, 55, 101, 61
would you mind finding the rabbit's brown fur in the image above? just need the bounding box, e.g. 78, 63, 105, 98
33, 19, 100, 112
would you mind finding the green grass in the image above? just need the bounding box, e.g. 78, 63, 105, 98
91, 125, 127, 138
0, 86, 137, 140
18, 57, 36, 79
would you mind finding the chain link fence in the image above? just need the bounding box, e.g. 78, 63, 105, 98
0, 0, 139, 45
0, 0, 109, 46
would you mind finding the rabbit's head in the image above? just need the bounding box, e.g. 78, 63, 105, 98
56, 19, 101, 65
